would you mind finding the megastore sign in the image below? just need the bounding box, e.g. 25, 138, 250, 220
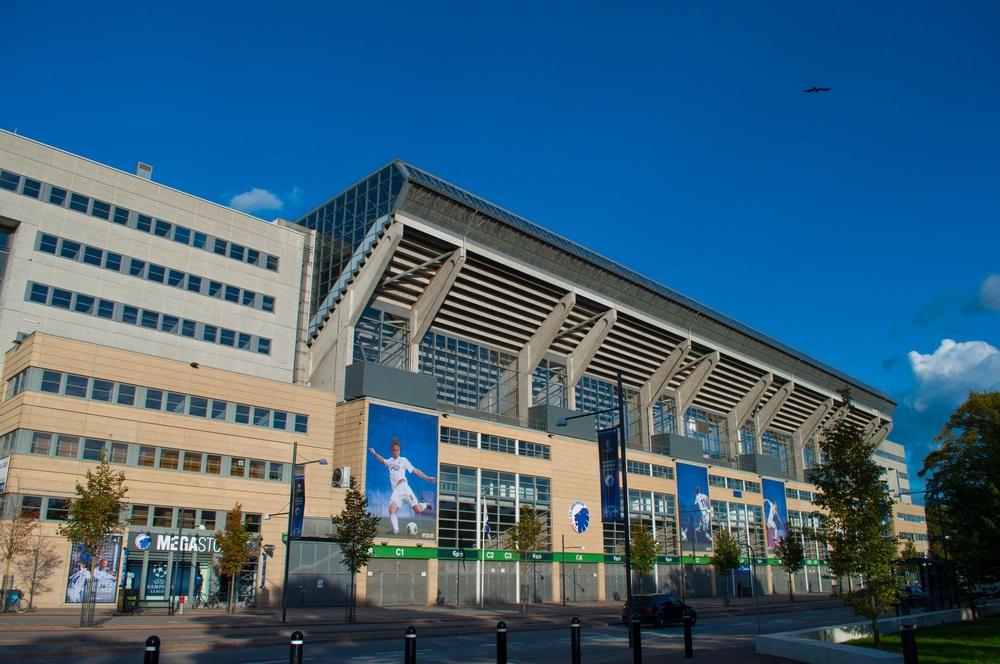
129, 532, 222, 554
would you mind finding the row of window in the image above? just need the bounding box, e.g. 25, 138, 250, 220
625, 460, 675, 480
439, 426, 550, 460
5, 428, 289, 481
900, 532, 929, 542
26, 282, 273, 355
786, 487, 815, 502
0, 169, 280, 271
875, 448, 907, 464
128, 504, 262, 533
708, 474, 762, 494
36, 232, 276, 313
896, 512, 926, 523
6, 367, 309, 433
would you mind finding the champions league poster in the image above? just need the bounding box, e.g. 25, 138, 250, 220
762, 478, 788, 554
676, 462, 713, 554
65, 535, 123, 604
365, 404, 439, 541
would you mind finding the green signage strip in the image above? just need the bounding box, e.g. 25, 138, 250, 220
368, 545, 437, 560
436, 548, 479, 561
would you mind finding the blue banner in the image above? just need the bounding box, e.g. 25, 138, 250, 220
677, 462, 713, 553
291, 471, 305, 539
762, 478, 788, 554
598, 427, 623, 523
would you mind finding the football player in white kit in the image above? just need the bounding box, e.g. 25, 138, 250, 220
369, 437, 437, 535
694, 486, 712, 541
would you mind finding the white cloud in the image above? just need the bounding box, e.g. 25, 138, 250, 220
980, 274, 1000, 311
907, 339, 1000, 411
229, 188, 284, 213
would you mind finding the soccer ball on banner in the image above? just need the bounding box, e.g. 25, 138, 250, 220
406, 522, 419, 535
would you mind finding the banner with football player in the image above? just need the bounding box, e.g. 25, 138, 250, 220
365, 404, 439, 541
762, 478, 788, 554
676, 462, 713, 553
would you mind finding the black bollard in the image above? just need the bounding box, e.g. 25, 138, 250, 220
900, 624, 918, 664
143, 635, 160, 664
683, 613, 693, 659
404, 626, 417, 664
631, 619, 642, 664
570, 617, 581, 664
289, 630, 304, 664
497, 620, 508, 664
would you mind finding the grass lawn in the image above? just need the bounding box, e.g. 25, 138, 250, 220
847, 615, 1000, 663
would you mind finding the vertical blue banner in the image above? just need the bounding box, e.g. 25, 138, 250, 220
598, 427, 623, 523
677, 462, 713, 553
291, 471, 305, 539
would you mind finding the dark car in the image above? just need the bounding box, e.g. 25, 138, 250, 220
621, 593, 698, 628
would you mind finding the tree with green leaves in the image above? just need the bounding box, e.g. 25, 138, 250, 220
507, 506, 545, 616
629, 523, 661, 593
332, 477, 380, 622
920, 391, 1000, 608
215, 503, 254, 613
775, 529, 805, 601
811, 389, 899, 648
56, 458, 128, 626
712, 529, 742, 606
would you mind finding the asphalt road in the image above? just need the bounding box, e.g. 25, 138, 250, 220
32, 606, 859, 663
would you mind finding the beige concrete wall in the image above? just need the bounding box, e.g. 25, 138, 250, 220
0, 333, 338, 608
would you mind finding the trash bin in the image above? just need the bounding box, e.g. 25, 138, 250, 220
119, 590, 138, 615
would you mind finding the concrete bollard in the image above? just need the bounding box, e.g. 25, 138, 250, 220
143, 635, 160, 664
289, 630, 304, 664
497, 620, 508, 664
404, 626, 417, 664
570, 617, 581, 664
900, 624, 918, 664
683, 613, 693, 659
631, 619, 642, 664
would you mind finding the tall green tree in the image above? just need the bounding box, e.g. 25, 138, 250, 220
507, 506, 545, 616
215, 503, 253, 613
775, 530, 806, 601
712, 529, 742, 606
332, 477, 380, 622
629, 523, 662, 594
56, 458, 128, 625
811, 390, 899, 648
920, 391, 1000, 607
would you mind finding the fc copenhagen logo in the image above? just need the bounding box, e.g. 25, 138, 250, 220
134, 533, 152, 551
568, 501, 590, 534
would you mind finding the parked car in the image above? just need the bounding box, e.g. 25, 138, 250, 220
621, 594, 698, 628
971, 582, 1000, 599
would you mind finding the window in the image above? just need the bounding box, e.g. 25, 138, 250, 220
153, 507, 173, 527
144, 389, 163, 410
518, 440, 551, 460
128, 258, 146, 277
69, 193, 89, 212
65, 374, 89, 398
192, 232, 207, 248
38, 234, 58, 253
153, 220, 171, 237
441, 427, 477, 448
21, 496, 42, 520
235, 405, 250, 424
268, 463, 284, 481
97, 300, 115, 318
172, 226, 190, 244
257, 339, 271, 355
205, 455, 222, 475
242, 290, 256, 306
272, 411, 287, 430
74, 294, 95, 314
189, 396, 208, 418
230, 458, 246, 477
186, 275, 202, 293
59, 240, 81, 259
249, 460, 266, 479
229, 244, 245, 261
48, 186, 67, 206
213, 239, 227, 255
253, 408, 270, 427
244, 513, 262, 533
30, 432, 52, 455
83, 439, 106, 461
22, 178, 41, 198
211, 400, 227, 420
109, 442, 128, 464
727, 478, 745, 492
117, 384, 136, 406
200, 510, 217, 531
91, 200, 110, 220
29, 283, 49, 303
224, 285, 239, 303
130, 505, 150, 526
165, 392, 186, 413
121, 305, 138, 324
113, 207, 130, 225
160, 315, 179, 333
651, 464, 674, 479
0, 170, 20, 190
183, 452, 203, 472
56, 436, 79, 458
709, 474, 727, 488
294, 414, 308, 433
266, 255, 279, 271
40, 370, 62, 393
167, 269, 184, 287
219, 329, 235, 346
51, 288, 72, 309
261, 295, 275, 312
159, 449, 179, 470
179, 508, 196, 529
136, 215, 152, 232
202, 325, 217, 343
90, 379, 113, 401
147, 264, 165, 283
138, 446, 157, 467
181, 320, 197, 337
208, 281, 223, 297
104, 251, 122, 272
247, 248, 260, 265
46, 498, 71, 521
140, 310, 159, 329
83, 246, 103, 266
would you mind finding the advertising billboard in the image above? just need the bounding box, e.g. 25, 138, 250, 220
762, 478, 788, 554
365, 403, 439, 541
65, 535, 123, 604
676, 462, 713, 553
597, 428, 623, 523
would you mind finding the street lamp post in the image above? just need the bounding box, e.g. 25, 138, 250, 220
281, 442, 328, 624
558, 370, 635, 645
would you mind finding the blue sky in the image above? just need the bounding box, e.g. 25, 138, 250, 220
4, 2, 998, 498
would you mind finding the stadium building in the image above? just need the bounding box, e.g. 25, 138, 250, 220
0, 130, 926, 609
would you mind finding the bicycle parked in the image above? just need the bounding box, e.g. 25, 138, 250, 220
191, 592, 221, 609
0, 588, 29, 614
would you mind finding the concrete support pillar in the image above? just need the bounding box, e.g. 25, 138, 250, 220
517, 292, 577, 420
565, 309, 617, 402
407, 247, 466, 371
639, 340, 691, 442
676, 351, 721, 428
